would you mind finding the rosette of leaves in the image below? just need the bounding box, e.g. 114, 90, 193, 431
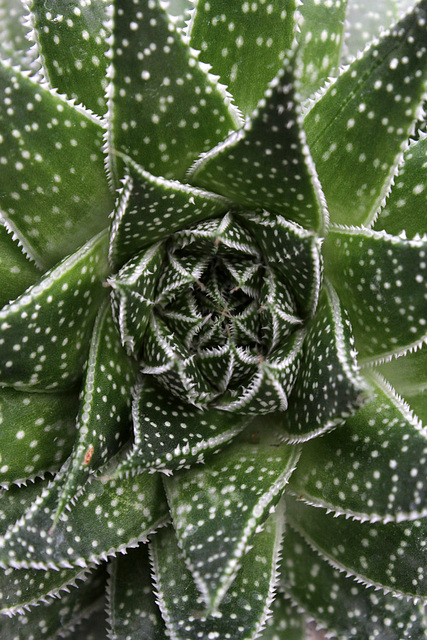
0, 0, 426, 638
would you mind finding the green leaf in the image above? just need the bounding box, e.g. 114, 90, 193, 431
53, 302, 137, 523
304, 0, 427, 226
0, 220, 41, 308
289, 371, 427, 520
258, 594, 306, 640
241, 212, 323, 317
0, 387, 78, 487
107, 543, 168, 640
0, 468, 168, 570
374, 132, 427, 239
281, 525, 427, 640
151, 506, 283, 640
286, 494, 427, 601
296, 0, 347, 100
0, 0, 34, 68
163, 434, 299, 611
190, 60, 327, 232
279, 281, 365, 441
324, 227, 427, 363
0, 562, 96, 617
343, 0, 400, 61
0, 478, 46, 535
30, 0, 111, 115
109, 243, 165, 354
0, 231, 109, 391
61, 606, 108, 640
0, 61, 113, 268
0, 566, 106, 640
116, 376, 250, 475
375, 342, 427, 424
188, 0, 296, 116
109, 160, 230, 269
107, 0, 239, 184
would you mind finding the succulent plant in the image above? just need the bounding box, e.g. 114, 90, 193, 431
0, 0, 426, 638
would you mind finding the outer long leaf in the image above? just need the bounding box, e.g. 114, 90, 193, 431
305, 0, 427, 226
0, 61, 112, 268
0, 221, 41, 308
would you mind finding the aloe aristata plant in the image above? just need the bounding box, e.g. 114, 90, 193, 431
0, 0, 426, 638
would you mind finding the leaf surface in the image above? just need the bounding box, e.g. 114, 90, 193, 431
279, 281, 365, 441
324, 227, 427, 363
374, 133, 427, 239
281, 525, 427, 640
53, 302, 137, 523
0, 387, 78, 487
288, 372, 427, 521
30, 0, 111, 115
0, 466, 168, 570
189, 0, 296, 116
164, 436, 298, 610
0, 61, 112, 268
116, 376, 250, 475
0, 221, 41, 308
108, 0, 239, 183
287, 495, 427, 600
151, 507, 283, 640
190, 61, 326, 232
109, 161, 230, 269
296, 0, 347, 99
107, 543, 168, 640
0, 231, 109, 390
305, 0, 427, 226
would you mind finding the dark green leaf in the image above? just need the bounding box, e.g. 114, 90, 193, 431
164, 435, 299, 610
109, 160, 230, 269
374, 133, 427, 239
258, 593, 306, 640
116, 376, 250, 475
31, 0, 111, 115
0, 387, 78, 487
281, 525, 427, 640
107, 543, 168, 640
296, 0, 347, 99
289, 371, 427, 521
0, 231, 109, 390
305, 0, 427, 226
0, 61, 112, 268
0, 465, 168, 570
151, 506, 283, 640
0, 221, 41, 308
107, 0, 239, 184
190, 60, 327, 232
189, 0, 296, 116
287, 495, 427, 601
53, 302, 137, 523
0, 566, 106, 640
279, 281, 365, 441
324, 227, 427, 363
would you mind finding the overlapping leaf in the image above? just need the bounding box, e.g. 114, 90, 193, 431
281, 525, 427, 640
188, 0, 296, 116
0, 231, 109, 390
29, 0, 111, 115
109, 160, 230, 269
288, 372, 427, 520
279, 282, 365, 440
324, 227, 427, 362
190, 60, 327, 232
287, 495, 427, 601
0, 387, 78, 486
0, 467, 168, 570
0, 61, 112, 268
305, 0, 427, 226
107, 0, 239, 184
151, 506, 283, 640
0, 220, 41, 308
164, 432, 299, 610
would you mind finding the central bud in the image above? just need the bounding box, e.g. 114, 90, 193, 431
109, 212, 321, 414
